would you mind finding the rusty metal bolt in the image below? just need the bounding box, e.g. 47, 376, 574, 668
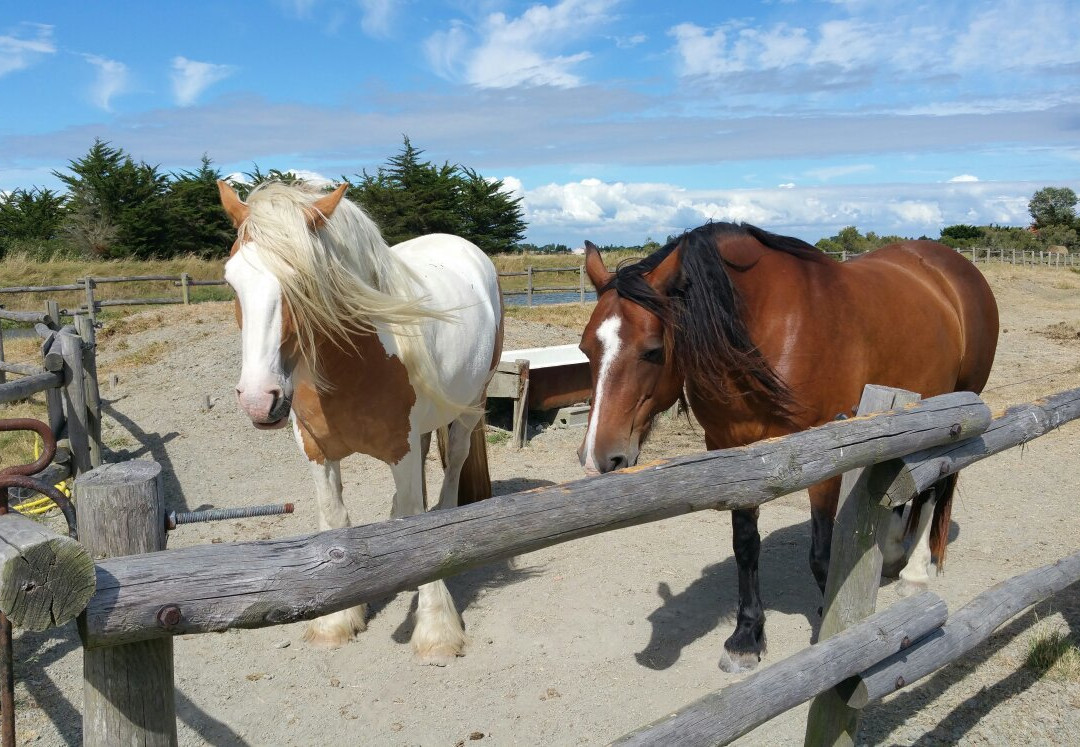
156, 604, 181, 628
328, 547, 346, 561
895, 675, 906, 690
949, 423, 962, 438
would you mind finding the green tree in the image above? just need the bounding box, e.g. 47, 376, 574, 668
55, 139, 170, 258
350, 137, 526, 252
939, 224, 984, 249
168, 155, 236, 258
1028, 187, 1078, 229
0, 188, 69, 257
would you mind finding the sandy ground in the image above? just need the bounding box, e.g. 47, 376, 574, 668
10, 263, 1080, 746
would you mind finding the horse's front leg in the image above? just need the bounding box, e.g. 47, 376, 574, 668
391, 434, 466, 666
300, 455, 368, 647
720, 507, 767, 673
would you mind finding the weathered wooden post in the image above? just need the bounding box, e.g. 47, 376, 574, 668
72, 316, 103, 468
579, 264, 585, 303
41, 302, 66, 440
0, 318, 5, 387
526, 266, 534, 307
804, 384, 920, 746
83, 278, 97, 322
179, 273, 191, 305
57, 326, 92, 476
76, 461, 176, 746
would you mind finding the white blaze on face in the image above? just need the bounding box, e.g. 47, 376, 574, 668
583, 315, 622, 474
225, 243, 287, 419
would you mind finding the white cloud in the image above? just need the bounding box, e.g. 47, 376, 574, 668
0, 23, 56, 77
948, 174, 979, 183
83, 55, 129, 111
519, 177, 1055, 245
424, 0, 616, 88
358, 0, 394, 37
171, 57, 236, 106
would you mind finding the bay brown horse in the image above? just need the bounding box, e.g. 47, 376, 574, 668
578, 222, 998, 672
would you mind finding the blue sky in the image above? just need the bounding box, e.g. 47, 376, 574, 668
2, 0, 1079, 246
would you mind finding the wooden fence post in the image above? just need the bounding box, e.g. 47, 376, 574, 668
58, 325, 92, 477
77, 461, 176, 746
0, 317, 5, 387
526, 266, 534, 306
83, 278, 97, 322
804, 384, 920, 746
74, 315, 103, 468
179, 273, 190, 305
579, 264, 585, 303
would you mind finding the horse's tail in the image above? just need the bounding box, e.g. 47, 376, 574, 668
435, 416, 492, 505
905, 472, 957, 573
458, 416, 492, 504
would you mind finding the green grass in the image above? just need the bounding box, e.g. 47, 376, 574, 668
1025, 625, 1080, 681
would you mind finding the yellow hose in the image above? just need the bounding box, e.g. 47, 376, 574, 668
11, 435, 72, 516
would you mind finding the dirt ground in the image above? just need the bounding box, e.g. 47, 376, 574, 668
11, 263, 1080, 746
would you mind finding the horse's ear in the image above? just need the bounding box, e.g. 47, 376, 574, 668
217, 180, 248, 229
584, 241, 613, 290
308, 183, 350, 230
647, 243, 683, 293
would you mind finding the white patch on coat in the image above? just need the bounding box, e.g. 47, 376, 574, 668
582, 315, 623, 473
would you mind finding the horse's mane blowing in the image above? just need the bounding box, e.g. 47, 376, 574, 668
239, 182, 467, 414
605, 222, 827, 418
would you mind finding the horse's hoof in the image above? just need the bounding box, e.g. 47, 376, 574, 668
718, 649, 760, 674
895, 579, 928, 598
301, 605, 367, 648
414, 647, 461, 667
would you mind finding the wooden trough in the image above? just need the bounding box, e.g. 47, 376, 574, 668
486, 344, 592, 447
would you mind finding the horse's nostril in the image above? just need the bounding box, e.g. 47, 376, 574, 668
608, 455, 627, 472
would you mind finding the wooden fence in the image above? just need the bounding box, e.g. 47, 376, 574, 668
2, 375, 1080, 744
0, 301, 102, 478
0, 246, 1075, 313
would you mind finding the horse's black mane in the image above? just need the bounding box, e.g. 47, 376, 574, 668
603, 222, 825, 417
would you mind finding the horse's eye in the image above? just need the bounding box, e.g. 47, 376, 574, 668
641, 346, 664, 365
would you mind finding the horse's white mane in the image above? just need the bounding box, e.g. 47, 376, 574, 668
239, 181, 468, 415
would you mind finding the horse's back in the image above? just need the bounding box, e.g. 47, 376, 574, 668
844, 240, 999, 393
392, 234, 502, 421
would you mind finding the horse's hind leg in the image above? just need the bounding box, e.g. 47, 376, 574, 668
895, 489, 937, 597
808, 478, 840, 597
300, 457, 368, 647
391, 438, 467, 665
433, 412, 483, 511
720, 507, 767, 673
881, 505, 908, 579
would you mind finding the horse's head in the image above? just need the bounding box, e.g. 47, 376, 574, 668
578, 241, 685, 474
217, 179, 348, 430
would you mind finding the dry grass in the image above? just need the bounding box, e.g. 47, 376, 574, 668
504, 302, 596, 330
1025, 625, 1080, 681
110, 341, 169, 369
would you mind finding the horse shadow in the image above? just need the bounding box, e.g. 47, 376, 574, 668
634, 518, 824, 671
861, 579, 1080, 743
98, 397, 187, 511
379, 477, 554, 643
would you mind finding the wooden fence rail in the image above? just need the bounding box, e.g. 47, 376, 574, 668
77, 390, 990, 648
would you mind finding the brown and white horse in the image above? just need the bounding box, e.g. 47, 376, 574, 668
218, 180, 503, 664
578, 222, 998, 672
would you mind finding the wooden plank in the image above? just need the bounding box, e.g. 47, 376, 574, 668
839, 549, 1080, 708
59, 330, 92, 476
0, 309, 50, 324
0, 361, 41, 377
805, 385, 921, 746
79, 391, 990, 648
0, 371, 62, 404
0, 513, 95, 631
511, 359, 530, 448
0, 284, 84, 294
485, 366, 523, 400
74, 315, 103, 468
873, 387, 1080, 506
616, 592, 947, 746
76, 461, 176, 747
77, 275, 180, 284
88, 298, 183, 308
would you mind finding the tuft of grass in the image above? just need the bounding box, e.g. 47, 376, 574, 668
111, 341, 169, 369
485, 430, 511, 446
1026, 626, 1080, 681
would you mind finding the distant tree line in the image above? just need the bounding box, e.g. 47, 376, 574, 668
0, 137, 526, 260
